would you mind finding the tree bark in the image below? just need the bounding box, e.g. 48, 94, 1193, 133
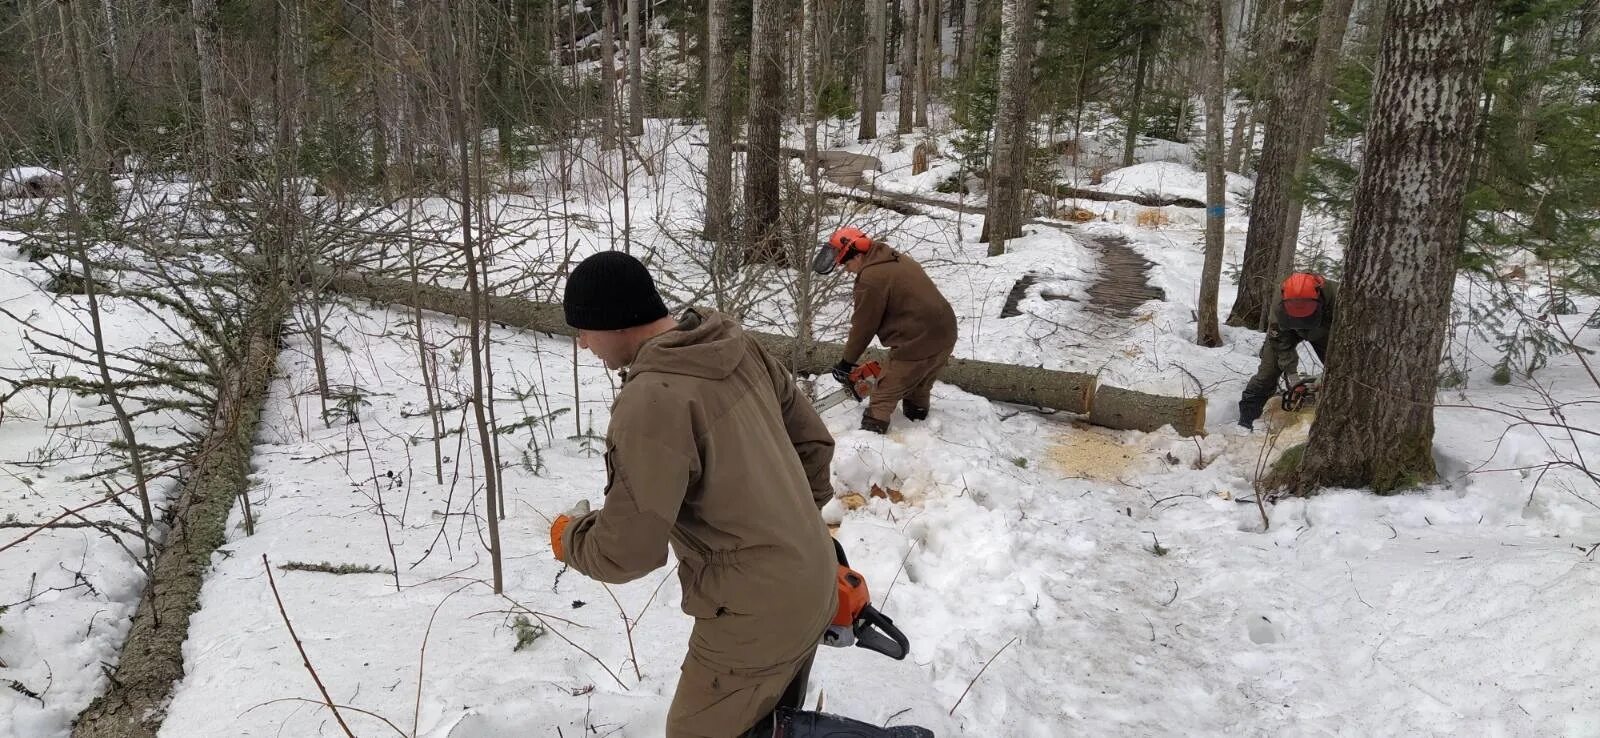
897, 0, 919, 133
191, 0, 230, 190
861, 0, 887, 140
1121, 21, 1151, 168
1198, 0, 1227, 348
916, 0, 936, 127
601, 0, 618, 148
1225, 0, 1321, 330
704, 0, 735, 242
1509, 17, 1555, 171
1277, 0, 1357, 284
1289, 0, 1495, 494
982, 0, 1038, 255
443, 0, 503, 592
744, 0, 785, 260
804, 0, 820, 179
627, 0, 645, 136
961, 0, 980, 73
61, 0, 113, 206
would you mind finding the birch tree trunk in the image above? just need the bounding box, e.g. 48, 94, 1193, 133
1289, 0, 1495, 494
981, 0, 1037, 255
861, 0, 887, 140
1198, 0, 1227, 348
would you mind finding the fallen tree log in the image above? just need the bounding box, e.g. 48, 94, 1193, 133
73, 302, 286, 738
1089, 385, 1207, 436
323, 269, 1206, 435
1051, 184, 1205, 209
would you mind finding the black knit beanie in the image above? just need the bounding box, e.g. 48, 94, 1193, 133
563, 251, 670, 330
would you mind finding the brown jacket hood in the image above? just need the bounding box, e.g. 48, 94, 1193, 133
562, 308, 838, 672
625, 309, 743, 381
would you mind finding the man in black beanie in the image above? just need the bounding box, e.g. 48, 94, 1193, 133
548, 251, 840, 737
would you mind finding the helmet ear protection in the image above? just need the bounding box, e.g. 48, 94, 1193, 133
813, 227, 873, 275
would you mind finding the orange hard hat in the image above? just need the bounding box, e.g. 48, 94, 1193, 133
1281, 273, 1326, 320
813, 226, 874, 274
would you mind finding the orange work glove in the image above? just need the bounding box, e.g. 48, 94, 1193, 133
549, 499, 591, 562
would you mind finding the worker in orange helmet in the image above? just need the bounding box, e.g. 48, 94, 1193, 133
813, 226, 958, 434
1238, 272, 1339, 429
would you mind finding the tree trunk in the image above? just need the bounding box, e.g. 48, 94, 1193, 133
602, 0, 618, 148
60, 0, 112, 206
1277, 0, 1357, 283
861, 0, 887, 140
1509, 18, 1555, 170
804, 0, 820, 178
627, 0, 645, 136
1225, 0, 1321, 330
368, 0, 389, 187
1198, 0, 1227, 348
897, 0, 919, 133
1121, 24, 1151, 168
444, 0, 504, 592
961, 0, 980, 73
1227, 103, 1250, 171
982, 0, 1038, 255
191, 0, 230, 190
1288, 0, 1494, 494
705, 0, 735, 242
744, 0, 785, 260
916, 0, 935, 127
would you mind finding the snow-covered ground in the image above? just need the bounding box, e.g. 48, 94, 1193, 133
2, 118, 1598, 737
0, 233, 197, 737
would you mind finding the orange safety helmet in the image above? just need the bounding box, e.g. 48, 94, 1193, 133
813, 226, 874, 275
1280, 272, 1326, 325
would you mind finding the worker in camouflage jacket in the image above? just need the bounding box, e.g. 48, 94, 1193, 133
813, 226, 958, 434
1238, 272, 1338, 429
549, 252, 837, 737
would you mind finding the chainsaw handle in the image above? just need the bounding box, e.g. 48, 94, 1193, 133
853, 605, 910, 660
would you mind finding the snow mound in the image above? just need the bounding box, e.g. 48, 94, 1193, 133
1091, 161, 1252, 205
1, 166, 64, 198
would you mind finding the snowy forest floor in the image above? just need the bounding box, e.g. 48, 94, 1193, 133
2, 116, 1598, 737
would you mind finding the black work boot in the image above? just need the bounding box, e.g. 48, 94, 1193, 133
743, 707, 935, 737
860, 414, 890, 434
1237, 402, 1263, 430
902, 403, 928, 421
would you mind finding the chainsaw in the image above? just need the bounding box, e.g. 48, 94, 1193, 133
1280, 374, 1321, 412
821, 539, 910, 660
812, 361, 882, 414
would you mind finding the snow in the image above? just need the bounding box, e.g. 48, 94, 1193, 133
3, 114, 1599, 738
0, 167, 63, 199
0, 232, 196, 737
1090, 161, 1254, 207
